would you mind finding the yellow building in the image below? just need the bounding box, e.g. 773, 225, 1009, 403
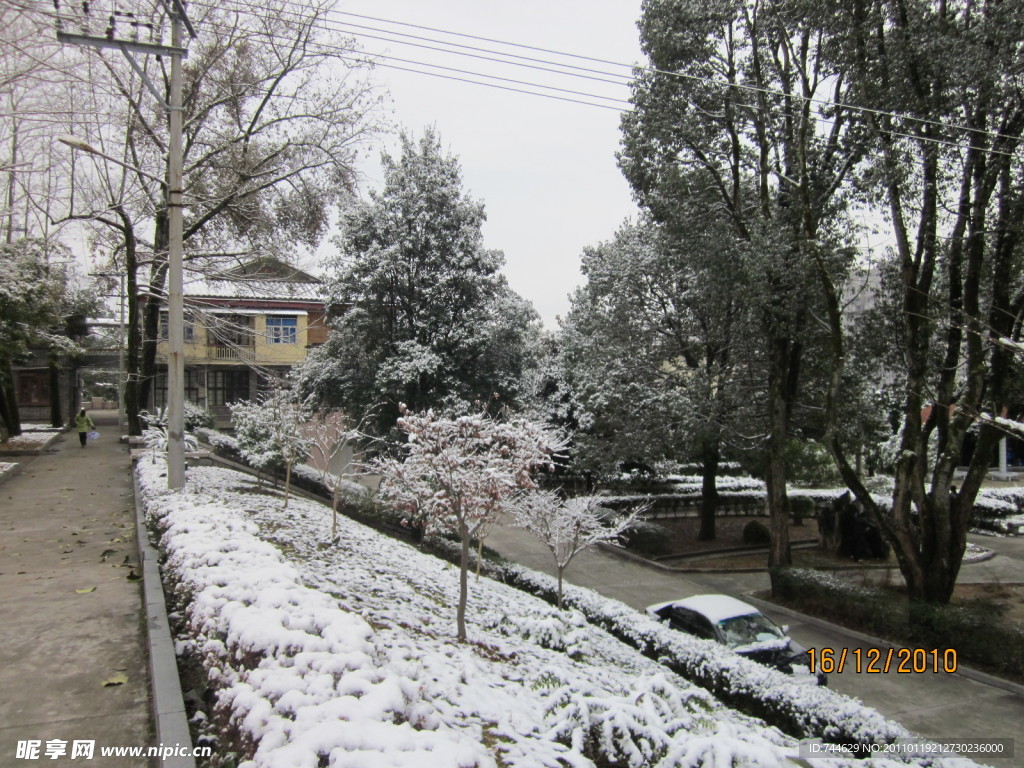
153, 258, 327, 424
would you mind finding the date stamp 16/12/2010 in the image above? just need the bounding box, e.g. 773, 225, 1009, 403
806, 647, 958, 674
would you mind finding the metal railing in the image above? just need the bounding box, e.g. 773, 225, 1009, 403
209, 345, 256, 363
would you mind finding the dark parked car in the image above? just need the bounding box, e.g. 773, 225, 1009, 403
647, 594, 827, 686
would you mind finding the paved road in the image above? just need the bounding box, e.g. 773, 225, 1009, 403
486, 522, 1024, 766
0, 415, 150, 768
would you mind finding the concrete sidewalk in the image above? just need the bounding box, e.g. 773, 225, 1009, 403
0, 411, 151, 767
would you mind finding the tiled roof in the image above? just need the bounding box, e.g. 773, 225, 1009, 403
183, 257, 324, 301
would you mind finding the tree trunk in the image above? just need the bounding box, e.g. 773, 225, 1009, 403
48, 357, 62, 428
457, 525, 470, 642
0, 359, 21, 437
331, 482, 340, 540
283, 459, 292, 510
139, 212, 169, 412
116, 206, 144, 435
697, 437, 720, 541
139, 266, 165, 413
765, 338, 792, 571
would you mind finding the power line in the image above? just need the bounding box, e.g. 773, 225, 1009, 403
192, 0, 1024, 150
184, 11, 1023, 158
333, 56, 626, 113
319, 45, 629, 105
26, 2, 1024, 156
325, 8, 1024, 148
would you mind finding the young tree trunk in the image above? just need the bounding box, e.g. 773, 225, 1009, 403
457, 525, 470, 642
556, 567, 565, 610
331, 482, 340, 540
283, 459, 292, 510
697, 437, 720, 541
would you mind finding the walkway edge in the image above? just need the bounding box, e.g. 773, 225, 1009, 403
132, 470, 197, 768
742, 593, 1024, 699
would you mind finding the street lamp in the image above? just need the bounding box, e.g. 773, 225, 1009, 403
57, 136, 164, 185
58, 131, 186, 490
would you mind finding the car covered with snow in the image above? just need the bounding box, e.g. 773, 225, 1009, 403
646, 594, 827, 686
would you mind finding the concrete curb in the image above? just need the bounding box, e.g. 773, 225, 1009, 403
742, 593, 1024, 699
132, 471, 197, 768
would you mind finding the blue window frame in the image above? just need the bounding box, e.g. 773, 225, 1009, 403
266, 315, 298, 344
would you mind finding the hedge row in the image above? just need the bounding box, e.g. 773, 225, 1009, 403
773, 568, 1024, 681
423, 538, 924, 758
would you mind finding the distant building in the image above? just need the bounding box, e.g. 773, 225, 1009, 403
152, 257, 328, 424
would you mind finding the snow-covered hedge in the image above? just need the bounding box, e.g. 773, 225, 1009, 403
194, 427, 242, 458
971, 487, 1024, 533
138, 457, 979, 766
193, 427, 369, 505
138, 458, 834, 768
432, 543, 919, 752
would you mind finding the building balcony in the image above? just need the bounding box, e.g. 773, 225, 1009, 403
207, 345, 256, 363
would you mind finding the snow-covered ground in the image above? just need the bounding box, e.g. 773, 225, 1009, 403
0, 461, 17, 480
136, 458, 981, 768
0, 423, 62, 452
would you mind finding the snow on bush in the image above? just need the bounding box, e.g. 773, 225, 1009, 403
375, 407, 564, 641
137, 458, 978, 767
194, 427, 240, 454
495, 564, 908, 746
136, 458, 847, 768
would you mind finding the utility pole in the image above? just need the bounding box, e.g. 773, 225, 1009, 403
165, 9, 186, 488
56, 0, 195, 489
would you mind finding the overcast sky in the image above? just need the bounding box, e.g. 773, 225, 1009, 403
337, 0, 645, 328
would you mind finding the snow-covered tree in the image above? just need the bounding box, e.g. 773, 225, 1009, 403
561, 219, 758, 540
508, 490, 643, 609
296, 129, 541, 436
620, 0, 861, 570
45, 0, 382, 434
0, 238, 89, 438
375, 406, 564, 641
811, 0, 1024, 606
306, 408, 377, 540
231, 389, 311, 509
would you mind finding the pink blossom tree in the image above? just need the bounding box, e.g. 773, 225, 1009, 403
376, 406, 563, 641
508, 491, 643, 609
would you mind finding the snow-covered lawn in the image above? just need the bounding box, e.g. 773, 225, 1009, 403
136, 459, 978, 768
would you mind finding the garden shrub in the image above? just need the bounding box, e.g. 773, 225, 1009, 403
741, 519, 771, 545
183, 401, 216, 431
786, 439, 841, 487
622, 521, 672, 557
907, 601, 1024, 680
774, 568, 1024, 681
771, 568, 904, 638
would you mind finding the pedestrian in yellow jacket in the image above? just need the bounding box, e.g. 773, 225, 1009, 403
73, 408, 94, 448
